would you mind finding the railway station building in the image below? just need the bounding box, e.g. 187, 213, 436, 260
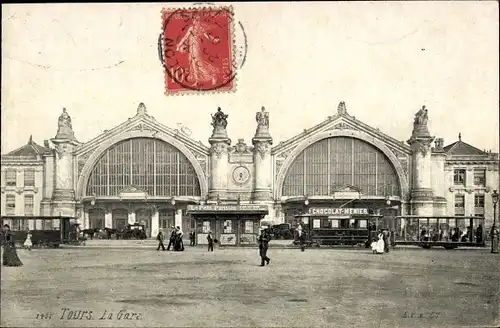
1, 102, 499, 242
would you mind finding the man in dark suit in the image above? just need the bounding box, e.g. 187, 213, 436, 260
156, 229, 166, 251
258, 228, 271, 266
166, 226, 176, 251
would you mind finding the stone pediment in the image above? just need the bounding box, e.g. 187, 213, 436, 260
273, 114, 410, 159
73, 103, 210, 178
272, 102, 412, 183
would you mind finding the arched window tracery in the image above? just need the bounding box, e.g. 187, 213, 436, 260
86, 138, 201, 197
282, 137, 400, 197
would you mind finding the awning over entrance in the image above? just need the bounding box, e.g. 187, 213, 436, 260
186, 204, 269, 216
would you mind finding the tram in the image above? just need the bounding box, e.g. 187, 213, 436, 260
393, 215, 486, 249
1, 216, 75, 248
294, 213, 384, 247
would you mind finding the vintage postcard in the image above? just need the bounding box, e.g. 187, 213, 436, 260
1, 2, 499, 328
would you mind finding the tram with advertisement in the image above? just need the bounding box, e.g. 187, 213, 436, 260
1, 216, 77, 248
393, 215, 486, 249
294, 207, 385, 247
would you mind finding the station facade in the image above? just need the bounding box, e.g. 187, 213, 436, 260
1, 101, 499, 239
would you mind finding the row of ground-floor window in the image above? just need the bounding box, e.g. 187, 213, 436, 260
84, 208, 194, 238
83, 208, 262, 245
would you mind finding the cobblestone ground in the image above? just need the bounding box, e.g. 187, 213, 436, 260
1, 246, 499, 328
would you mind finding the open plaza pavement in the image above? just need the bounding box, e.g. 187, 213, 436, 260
1, 244, 499, 328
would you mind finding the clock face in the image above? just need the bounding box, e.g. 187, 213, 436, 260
232, 166, 250, 185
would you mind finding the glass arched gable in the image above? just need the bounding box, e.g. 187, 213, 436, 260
86, 138, 201, 197
282, 137, 400, 197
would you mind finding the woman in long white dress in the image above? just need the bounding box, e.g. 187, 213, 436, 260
375, 232, 385, 254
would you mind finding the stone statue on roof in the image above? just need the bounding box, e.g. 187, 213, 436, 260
210, 107, 229, 139
412, 105, 430, 137
55, 108, 76, 140
256, 107, 269, 127
254, 106, 272, 139
211, 107, 228, 129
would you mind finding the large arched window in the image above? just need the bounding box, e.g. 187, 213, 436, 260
282, 137, 400, 197
86, 138, 201, 197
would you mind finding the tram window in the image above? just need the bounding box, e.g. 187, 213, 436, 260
330, 220, 339, 228
313, 219, 320, 228
3, 219, 12, 229
11, 219, 21, 230
21, 219, 30, 231
359, 220, 367, 228
42, 220, 53, 230
321, 219, 331, 228
302, 217, 309, 225
339, 219, 350, 229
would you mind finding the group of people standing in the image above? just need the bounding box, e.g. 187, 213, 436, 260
156, 226, 185, 251
371, 229, 391, 254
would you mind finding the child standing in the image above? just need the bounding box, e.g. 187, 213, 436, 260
24, 231, 33, 251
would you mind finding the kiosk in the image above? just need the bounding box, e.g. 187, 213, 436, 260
186, 204, 269, 246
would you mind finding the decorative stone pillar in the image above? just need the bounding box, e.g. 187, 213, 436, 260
252, 106, 273, 201
83, 208, 90, 230
431, 138, 447, 215
128, 210, 136, 225
174, 208, 183, 229
407, 106, 435, 216
151, 209, 159, 238
41, 152, 55, 215
208, 107, 231, 200
104, 209, 112, 228
51, 108, 79, 217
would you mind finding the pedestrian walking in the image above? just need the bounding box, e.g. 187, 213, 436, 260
156, 229, 166, 251
174, 226, 185, 251
189, 230, 196, 246
166, 226, 176, 251
382, 229, 390, 253
24, 231, 33, 251
207, 231, 214, 252
2, 224, 23, 267
258, 228, 271, 266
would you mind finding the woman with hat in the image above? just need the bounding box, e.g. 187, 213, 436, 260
2, 224, 23, 266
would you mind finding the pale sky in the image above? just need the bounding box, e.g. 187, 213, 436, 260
2, 2, 499, 153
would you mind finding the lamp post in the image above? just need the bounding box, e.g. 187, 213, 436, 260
491, 190, 499, 254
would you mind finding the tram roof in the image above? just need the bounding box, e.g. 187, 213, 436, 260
396, 215, 481, 219
294, 214, 383, 218
1, 216, 76, 220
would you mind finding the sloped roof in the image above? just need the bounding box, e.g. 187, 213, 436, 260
3, 136, 51, 157
443, 134, 487, 156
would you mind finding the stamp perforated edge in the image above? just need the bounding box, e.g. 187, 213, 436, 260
160, 5, 238, 96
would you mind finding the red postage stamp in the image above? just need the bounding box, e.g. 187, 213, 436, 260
161, 6, 236, 95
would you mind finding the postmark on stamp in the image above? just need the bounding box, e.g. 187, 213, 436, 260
160, 6, 243, 95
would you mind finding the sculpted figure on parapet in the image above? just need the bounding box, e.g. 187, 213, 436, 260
58, 108, 73, 131
211, 107, 228, 129
414, 105, 428, 127
256, 107, 269, 127
55, 108, 76, 139
412, 105, 430, 137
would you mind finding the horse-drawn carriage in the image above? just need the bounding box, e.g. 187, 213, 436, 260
80, 224, 146, 240
122, 224, 147, 240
